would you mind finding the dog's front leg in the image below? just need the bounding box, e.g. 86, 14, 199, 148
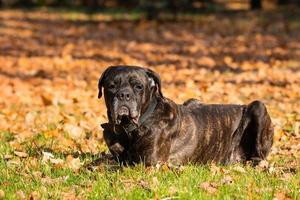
101, 123, 128, 161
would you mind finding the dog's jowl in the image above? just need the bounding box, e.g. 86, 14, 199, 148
98, 65, 274, 165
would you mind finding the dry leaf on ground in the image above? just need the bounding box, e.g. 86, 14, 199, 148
0, 190, 5, 199
14, 151, 28, 158
221, 175, 234, 185
64, 124, 85, 140
16, 190, 26, 200
232, 166, 246, 173
29, 191, 40, 200
199, 182, 218, 194
273, 191, 292, 200
66, 155, 81, 171
152, 177, 159, 191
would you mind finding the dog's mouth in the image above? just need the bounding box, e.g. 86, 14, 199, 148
115, 106, 139, 125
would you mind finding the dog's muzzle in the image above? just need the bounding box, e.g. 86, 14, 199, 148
113, 102, 139, 125
118, 106, 130, 116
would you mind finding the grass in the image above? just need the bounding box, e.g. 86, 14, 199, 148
0, 131, 299, 199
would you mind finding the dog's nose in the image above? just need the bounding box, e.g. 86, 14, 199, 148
117, 90, 132, 101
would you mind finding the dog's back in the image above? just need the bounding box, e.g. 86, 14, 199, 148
169, 100, 273, 164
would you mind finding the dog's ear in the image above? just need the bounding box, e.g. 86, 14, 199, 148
98, 67, 113, 99
145, 68, 163, 97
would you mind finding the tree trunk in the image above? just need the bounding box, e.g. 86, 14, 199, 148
250, 0, 262, 9
82, 0, 99, 7
277, 0, 289, 5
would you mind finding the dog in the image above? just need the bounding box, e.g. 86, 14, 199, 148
98, 65, 274, 165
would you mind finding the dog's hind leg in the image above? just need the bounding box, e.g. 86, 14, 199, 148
239, 101, 274, 164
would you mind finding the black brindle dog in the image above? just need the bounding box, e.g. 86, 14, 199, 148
98, 66, 274, 165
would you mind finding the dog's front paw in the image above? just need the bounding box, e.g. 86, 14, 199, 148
110, 142, 125, 156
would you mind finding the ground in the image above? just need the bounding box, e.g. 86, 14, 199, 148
0, 8, 299, 199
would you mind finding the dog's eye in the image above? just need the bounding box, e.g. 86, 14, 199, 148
134, 84, 143, 90
108, 84, 116, 90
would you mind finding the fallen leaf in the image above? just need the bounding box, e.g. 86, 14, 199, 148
168, 186, 177, 195
161, 163, 170, 172
14, 151, 28, 158
40, 186, 47, 194
29, 191, 40, 200
221, 175, 234, 185
66, 155, 81, 171
256, 160, 270, 171
40, 94, 53, 106
42, 151, 54, 162
210, 163, 228, 175
64, 124, 85, 140
273, 191, 292, 200
41, 176, 69, 185
152, 176, 159, 191
0, 189, 5, 199
62, 191, 78, 200
139, 180, 151, 191
4, 154, 13, 160
294, 122, 299, 136
233, 166, 246, 173
268, 166, 276, 174
258, 160, 269, 168
25, 112, 36, 126
120, 178, 135, 192
281, 173, 293, 181
155, 163, 162, 170
255, 187, 273, 193
16, 190, 26, 200
32, 171, 43, 178
199, 182, 218, 194
42, 151, 64, 165
7, 159, 21, 167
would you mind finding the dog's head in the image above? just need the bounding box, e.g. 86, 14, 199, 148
98, 66, 162, 126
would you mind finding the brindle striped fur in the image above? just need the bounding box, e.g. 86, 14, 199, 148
99, 66, 274, 165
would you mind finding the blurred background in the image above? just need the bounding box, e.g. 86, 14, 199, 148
1, 0, 300, 17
